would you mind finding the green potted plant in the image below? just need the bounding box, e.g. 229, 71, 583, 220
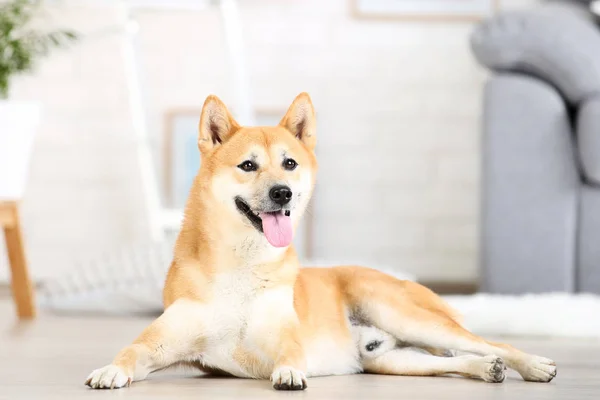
0, 0, 76, 200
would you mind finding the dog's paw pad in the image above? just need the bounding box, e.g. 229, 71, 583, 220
270, 366, 307, 391
481, 355, 506, 383
85, 365, 131, 389
519, 356, 557, 383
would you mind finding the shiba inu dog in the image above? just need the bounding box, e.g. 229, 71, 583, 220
85, 93, 557, 390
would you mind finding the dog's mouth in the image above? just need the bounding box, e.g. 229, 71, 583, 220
235, 197, 293, 248
235, 197, 264, 232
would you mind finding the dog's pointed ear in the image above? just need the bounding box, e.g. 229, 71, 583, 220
198, 95, 240, 153
279, 92, 316, 150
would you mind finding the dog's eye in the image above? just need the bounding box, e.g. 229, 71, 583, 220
283, 158, 298, 171
238, 160, 258, 172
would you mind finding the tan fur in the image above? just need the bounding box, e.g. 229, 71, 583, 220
85, 93, 557, 391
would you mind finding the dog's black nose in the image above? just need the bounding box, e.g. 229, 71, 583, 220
269, 185, 293, 206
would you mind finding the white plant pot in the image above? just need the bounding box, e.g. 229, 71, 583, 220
0, 101, 41, 200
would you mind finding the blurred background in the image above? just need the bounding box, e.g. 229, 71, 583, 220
2, 0, 600, 316
4, 3, 600, 396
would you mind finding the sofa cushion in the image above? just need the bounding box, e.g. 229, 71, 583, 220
579, 97, 600, 185
471, 3, 600, 105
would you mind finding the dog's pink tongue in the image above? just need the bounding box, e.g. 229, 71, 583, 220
260, 212, 293, 248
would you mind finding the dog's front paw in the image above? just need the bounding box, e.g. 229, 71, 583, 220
518, 356, 557, 383
270, 366, 307, 390
85, 364, 131, 389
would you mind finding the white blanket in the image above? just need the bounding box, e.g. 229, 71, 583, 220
445, 293, 600, 339
39, 252, 600, 338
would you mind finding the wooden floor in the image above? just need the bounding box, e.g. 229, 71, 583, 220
1, 299, 599, 400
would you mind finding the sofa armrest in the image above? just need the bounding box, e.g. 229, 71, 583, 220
482, 74, 580, 293
579, 97, 600, 185
471, 3, 600, 105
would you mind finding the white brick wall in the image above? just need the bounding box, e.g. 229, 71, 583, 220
0, 0, 540, 283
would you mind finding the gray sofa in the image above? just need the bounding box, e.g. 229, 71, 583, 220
472, 1, 600, 294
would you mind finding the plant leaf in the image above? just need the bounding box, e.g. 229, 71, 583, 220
0, 0, 78, 97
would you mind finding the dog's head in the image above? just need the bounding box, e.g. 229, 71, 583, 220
193, 93, 317, 249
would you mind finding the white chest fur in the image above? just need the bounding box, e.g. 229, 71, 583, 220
193, 270, 363, 379
196, 269, 299, 378
196, 270, 262, 378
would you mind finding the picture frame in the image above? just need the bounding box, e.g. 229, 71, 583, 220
351, 0, 499, 21
163, 108, 314, 260
163, 108, 202, 210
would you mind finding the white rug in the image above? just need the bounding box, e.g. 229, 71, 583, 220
38, 254, 417, 316
445, 293, 600, 339
39, 254, 600, 339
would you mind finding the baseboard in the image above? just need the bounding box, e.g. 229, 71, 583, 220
420, 281, 479, 295
0, 283, 12, 298
0, 282, 44, 299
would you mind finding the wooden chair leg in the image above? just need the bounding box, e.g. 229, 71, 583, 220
3, 204, 36, 319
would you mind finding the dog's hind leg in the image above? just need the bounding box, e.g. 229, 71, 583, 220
340, 267, 557, 382
363, 347, 506, 382
422, 347, 456, 357
85, 299, 208, 389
